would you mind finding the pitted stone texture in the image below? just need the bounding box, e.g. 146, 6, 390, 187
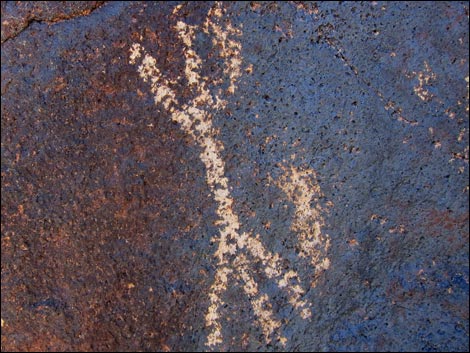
1, 1, 468, 352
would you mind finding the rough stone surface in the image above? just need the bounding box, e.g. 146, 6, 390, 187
1, 1, 469, 352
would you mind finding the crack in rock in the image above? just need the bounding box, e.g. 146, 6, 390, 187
1, 1, 106, 44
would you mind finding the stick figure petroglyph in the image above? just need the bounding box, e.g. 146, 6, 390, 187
129, 2, 331, 349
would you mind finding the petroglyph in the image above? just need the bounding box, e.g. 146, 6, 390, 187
411, 61, 436, 102
129, 2, 330, 349
274, 166, 331, 276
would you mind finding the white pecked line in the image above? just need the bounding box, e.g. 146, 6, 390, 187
129, 2, 331, 349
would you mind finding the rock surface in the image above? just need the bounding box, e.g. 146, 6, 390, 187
1, 1, 468, 351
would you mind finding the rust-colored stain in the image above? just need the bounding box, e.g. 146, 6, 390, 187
1, 1, 469, 352
425, 209, 469, 232
1, 2, 216, 351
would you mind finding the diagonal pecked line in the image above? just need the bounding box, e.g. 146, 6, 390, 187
174, 13, 319, 338
291, 3, 418, 126
274, 166, 331, 273
174, 17, 287, 347
129, 2, 328, 349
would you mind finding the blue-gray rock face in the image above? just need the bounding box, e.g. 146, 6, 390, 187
1, 2, 468, 351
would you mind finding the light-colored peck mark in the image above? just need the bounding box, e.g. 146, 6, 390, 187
129, 2, 330, 349
408, 61, 436, 102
